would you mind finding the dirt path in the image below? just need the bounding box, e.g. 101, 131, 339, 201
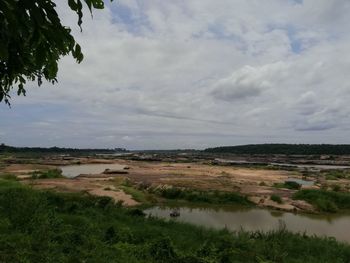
88, 188, 139, 206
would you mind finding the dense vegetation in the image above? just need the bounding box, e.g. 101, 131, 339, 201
31, 169, 63, 179
205, 144, 350, 155
0, 144, 125, 155
274, 181, 301, 190
322, 170, 350, 180
0, 180, 350, 262
0, 0, 112, 104
293, 189, 350, 213
270, 194, 283, 204
151, 187, 253, 206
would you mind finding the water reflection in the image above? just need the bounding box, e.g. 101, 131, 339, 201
145, 206, 350, 243
60, 163, 125, 178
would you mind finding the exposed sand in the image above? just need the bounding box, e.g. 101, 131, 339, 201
2, 164, 56, 174
88, 188, 139, 206
22, 177, 139, 206
3, 159, 320, 211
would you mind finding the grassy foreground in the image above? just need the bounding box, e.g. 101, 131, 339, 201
0, 180, 350, 262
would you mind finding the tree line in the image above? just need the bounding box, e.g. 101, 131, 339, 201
204, 144, 350, 155
0, 144, 125, 154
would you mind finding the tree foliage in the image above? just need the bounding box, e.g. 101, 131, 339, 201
0, 143, 120, 155
0, 0, 112, 104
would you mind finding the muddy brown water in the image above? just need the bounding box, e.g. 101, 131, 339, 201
60, 164, 125, 178
61, 164, 350, 243
145, 206, 350, 243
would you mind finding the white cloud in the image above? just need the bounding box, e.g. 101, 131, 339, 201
211, 63, 287, 101
1, 0, 350, 149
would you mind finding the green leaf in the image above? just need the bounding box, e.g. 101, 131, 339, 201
0, 41, 8, 60
0, 0, 112, 105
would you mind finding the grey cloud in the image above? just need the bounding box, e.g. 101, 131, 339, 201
295, 122, 336, 132
211, 84, 262, 101
2, 0, 350, 149
135, 108, 235, 125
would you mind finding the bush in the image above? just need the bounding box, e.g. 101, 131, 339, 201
0, 173, 17, 181
314, 199, 338, 213
0, 179, 350, 262
149, 237, 178, 263
270, 194, 283, 204
31, 169, 63, 179
156, 187, 252, 206
293, 189, 350, 212
284, 181, 302, 190
160, 187, 183, 199
323, 170, 350, 180
274, 181, 301, 190
127, 208, 146, 217
332, 185, 341, 192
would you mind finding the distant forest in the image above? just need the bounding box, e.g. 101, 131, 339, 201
204, 144, 350, 155
0, 144, 126, 154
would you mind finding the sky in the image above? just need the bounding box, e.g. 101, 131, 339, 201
1, 0, 350, 150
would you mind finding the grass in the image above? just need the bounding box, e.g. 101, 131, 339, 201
0, 179, 350, 262
31, 169, 63, 179
121, 185, 154, 204
270, 194, 283, 204
323, 170, 350, 180
293, 189, 350, 213
332, 184, 341, 192
111, 178, 156, 204
0, 173, 18, 181
151, 187, 254, 206
274, 181, 301, 190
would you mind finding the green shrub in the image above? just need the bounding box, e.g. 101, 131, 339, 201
128, 208, 146, 217
274, 181, 301, 190
156, 187, 252, 206
284, 181, 302, 190
270, 194, 283, 204
31, 169, 63, 179
332, 185, 341, 192
160, 187, 183, 199
0, 179, 349, 262
293, 189, 350, 212
149, 237, 178, 263
323, 170, 350, 180
314, 199, 338, 213
0, 173, 17, 181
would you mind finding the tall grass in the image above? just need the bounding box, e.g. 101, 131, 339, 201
0, 173, 17, 181
31, 169, 63, 179
274, 181, 301, 190
293, 189, 350, 213
323, 170, 350, 180
152, 187, 253, 206
0, 180, 349, 262
271, 194, 283, 204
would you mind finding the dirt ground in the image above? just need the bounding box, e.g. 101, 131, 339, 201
0, 159, 319, 211
21, 177, 139, 206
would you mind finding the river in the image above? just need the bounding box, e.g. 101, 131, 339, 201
145, 206, 350, 243
60, 163, 126, 178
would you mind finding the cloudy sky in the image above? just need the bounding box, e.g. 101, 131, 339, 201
1, 0, 350, 149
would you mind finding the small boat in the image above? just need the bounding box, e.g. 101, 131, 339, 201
170, 209, 180, 217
